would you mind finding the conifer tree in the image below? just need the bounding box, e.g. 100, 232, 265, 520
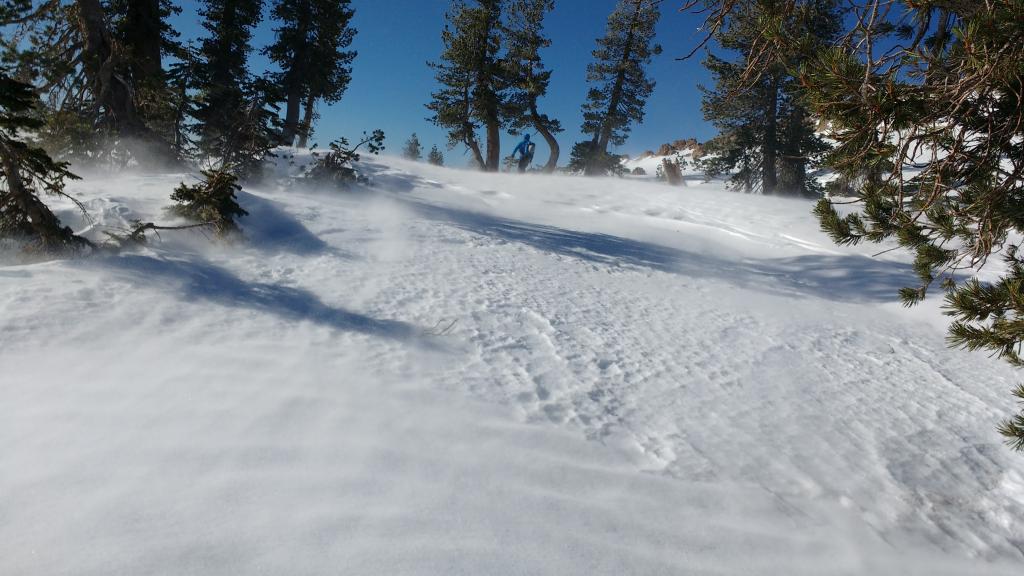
427, 145, 445, 166
76, 0, 157, 142
0, 74, 89, 251
428, 0, 509, 172
192, 0, 268, 168
699, 0, 838, 196
266, 0, 357, 146
0, 0, 175, 162
403, 133, 423, 160
108, 0, 187, 155
504, 0, 561, 173
107, 0, 182, 91
568, 140, 622, 176
579, 0, 661, 176
690, 0, 1024, 448
170, 169, 248, 237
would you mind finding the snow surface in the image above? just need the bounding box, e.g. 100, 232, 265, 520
2, 154, 1023, 574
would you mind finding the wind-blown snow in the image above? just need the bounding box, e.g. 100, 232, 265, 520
2, 155, 1022, 574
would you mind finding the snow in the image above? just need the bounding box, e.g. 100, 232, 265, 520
2, 154, 1023, 574
622, 149, 699, 179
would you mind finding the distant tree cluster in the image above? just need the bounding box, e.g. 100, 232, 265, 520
1, 0, 359, 172
426, 0, 579, 174
428, 0, 662, 176
0, 0, 372, 251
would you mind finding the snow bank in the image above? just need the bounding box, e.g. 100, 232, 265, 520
1, 156, 1022, 574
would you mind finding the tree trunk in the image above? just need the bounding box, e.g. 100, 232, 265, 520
280, 11, 313, 146
465, 135, 485, 169
762, 74, 779, 195
296, 93, 315, 148
779, 104, 808, 196
484, 117, 500, 171
124, 0, 163, 88
530, 104, 559, 173
76, 0, 147, 137
280, 85, 302, 146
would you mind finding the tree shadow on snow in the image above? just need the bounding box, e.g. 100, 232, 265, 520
236, 191, 331, 256
404, 200, 927, 304
101, 254, 437, 346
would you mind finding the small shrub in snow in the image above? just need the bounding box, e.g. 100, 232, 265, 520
402, 133, 422, 160
427, 145, 444, 166
169, 169, 248, 237
631, 167, 646, 176
302, 130, 385, 189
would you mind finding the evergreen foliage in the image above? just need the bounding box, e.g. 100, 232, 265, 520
503, 0, 561, 173
427, 0, 508, 171
698, 0, 838, 196
193, 0, 275, 171
0, 74, 89, 251
567, 140, 622, 176
169, 169, 248, 237
222, 78, 284, 180
265, 0, 357, 146
692, 0, 1024, 448
403, 133, 423, 161
579, 0, 661, 176
427, 145, 445, 166
108, 0, 188, 155
1, 0, 175, 164
301, 130, 385, 189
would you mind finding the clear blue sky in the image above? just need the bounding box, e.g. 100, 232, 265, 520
171, 1, 717, 165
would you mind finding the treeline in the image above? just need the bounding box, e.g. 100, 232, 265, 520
0, 0, 375, 251
0, 0, 358, 172
427, 0, 661, 176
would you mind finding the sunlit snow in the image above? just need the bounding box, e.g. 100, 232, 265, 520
1, 154, 1022, 574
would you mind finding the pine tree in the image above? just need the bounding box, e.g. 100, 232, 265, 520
579, 0, 661, 176
427, 145, 445, 166
567, 140, 622, 176
170, 169, 248, 237
403, 133, 423, 160
108, 0, 187, 154
699, 0, 838, 196
0, 74, 89, 251
503, 0, 561, 173
108, 0, 182, 91
692, 0, 1024, 448
266, 0, 357, 146
427, 0, 509, 172
192, 0, 266, 167
1, 1, 175, 163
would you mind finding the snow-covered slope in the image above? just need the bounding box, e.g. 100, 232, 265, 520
622, 149, 701, 179
2, 156, 1022, 574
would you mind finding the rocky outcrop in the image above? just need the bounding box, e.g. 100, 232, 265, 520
653, 138, 704, 159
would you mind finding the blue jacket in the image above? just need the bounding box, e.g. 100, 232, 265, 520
513, 137, 533, 158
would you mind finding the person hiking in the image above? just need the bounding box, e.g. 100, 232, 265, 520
512, 134, 535, 173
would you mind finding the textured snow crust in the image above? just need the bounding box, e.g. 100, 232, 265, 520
1, 155, 1023, 574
